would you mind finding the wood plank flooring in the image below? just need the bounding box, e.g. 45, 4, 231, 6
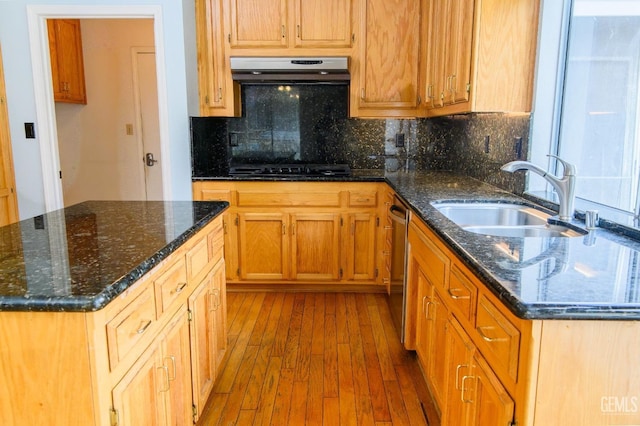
198, 292, 437, 425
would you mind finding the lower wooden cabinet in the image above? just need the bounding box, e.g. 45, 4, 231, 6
189, 258, 226, 419
406, 214, 640, 426
407, 214, 517, 426
193, 181, 385, 286
0, 217, 227, 425
112, 306, 193, 426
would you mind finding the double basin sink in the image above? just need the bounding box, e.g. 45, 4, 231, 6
432, 201, 587, 238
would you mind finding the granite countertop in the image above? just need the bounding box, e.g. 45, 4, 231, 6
0, 200, 228, 312
384, 171, 640, 320
195, 170, 640, 320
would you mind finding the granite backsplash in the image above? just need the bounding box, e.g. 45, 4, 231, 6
191, 111, 531, 194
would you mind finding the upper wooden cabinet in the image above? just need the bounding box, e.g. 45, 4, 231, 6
420, 0, 539, 117
196, 0, 241, 116
350, 0, 421, 118
0, 44, 19, 226
47, 19, 87, 104
224, 0, 354, 49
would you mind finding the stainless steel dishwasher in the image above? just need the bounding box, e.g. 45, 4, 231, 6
387, 195, 409, 342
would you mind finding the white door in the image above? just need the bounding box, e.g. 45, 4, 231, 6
134, 50, 163, 200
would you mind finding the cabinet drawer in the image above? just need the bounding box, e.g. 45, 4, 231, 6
348, 190, 377, 207
237, 191, 340, 207
475, 295, 520, 381
106, 286, 156, 370
186, 234, 209, 282
447, 263, 477, 323
153, 256, 188, 315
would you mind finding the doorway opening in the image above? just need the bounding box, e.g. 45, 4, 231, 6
27, 6, 171, 211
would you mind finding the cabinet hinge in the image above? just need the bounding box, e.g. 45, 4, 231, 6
187, 309, 193, 322
376, 217, 380, 227
192, 404, 198, 423
227, 34, 231, 43
204, 94, 209, 104
375, 268, 379, 278
110, 408, 119, 426
339, 268, 343, 279
466, 83, 471, 93
340, 217, 343, 226
59, 170, 62, 179
234, 216, 239, 226
237, 268, 240, 276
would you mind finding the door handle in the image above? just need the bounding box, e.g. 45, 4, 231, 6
145, 152, 158, 167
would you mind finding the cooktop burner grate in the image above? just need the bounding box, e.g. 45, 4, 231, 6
229, 164, 351, 177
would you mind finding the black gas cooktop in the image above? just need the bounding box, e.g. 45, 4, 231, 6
229, 164, 351, 178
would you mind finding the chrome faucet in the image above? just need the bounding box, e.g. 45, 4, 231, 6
501, 155, 576, 221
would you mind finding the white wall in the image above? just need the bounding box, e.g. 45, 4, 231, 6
0, 0, 197, 220
57, 19, 154, 206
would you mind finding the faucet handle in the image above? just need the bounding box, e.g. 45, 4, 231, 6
548, 155, 576, 177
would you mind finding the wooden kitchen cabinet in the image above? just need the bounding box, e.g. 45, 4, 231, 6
196, 0, 241, 116
237, 211, 289, 280
420, 0, 539, 117
223, 0, 354, 49
111, 306, 192, 426
47, 19, 87, 104
194, 180, 384, 287
189, 258, 226, 419
350, 0, 421, 117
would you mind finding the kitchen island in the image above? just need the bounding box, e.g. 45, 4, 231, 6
0, 200, 228, 425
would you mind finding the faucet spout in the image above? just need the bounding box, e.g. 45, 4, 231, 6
501, 156, 576, 221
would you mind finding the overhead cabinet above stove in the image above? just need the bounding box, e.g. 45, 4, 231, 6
193, 0, 541, 118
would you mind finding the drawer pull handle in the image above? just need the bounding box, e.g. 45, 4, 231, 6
448, 287, 470, 300
136, 320, 152, 335
461, 375, 475, 403
210, 288, 221, 312
165, 355, 177, 381
455, 364, 468, 390
175, 282, 187, 294
158, 365, 170, 392
476, 326, 507, 342
424, 301, 433, 320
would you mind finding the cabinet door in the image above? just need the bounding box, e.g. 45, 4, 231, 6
423, 0, 448, 110
196, 0, 239, 116
162, 307, 193, 426
47, 19, 86, 104
354, 0, 421, 116
290, 212, 340, 280
0, 45, 19, 226
238, 212, 289, 280
188, 270, 218, 418
468, 353, 515, 426
112, 343, 166, 426
443, 317, 474, 426
444, 0, 474, 105
225, 0, 288, 48
426, 288, 449, 408
292, 0, 353, 48
211, 258, 227, 369
343, 212, 377, 281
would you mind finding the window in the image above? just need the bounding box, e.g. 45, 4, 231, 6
531, 0, 640, 222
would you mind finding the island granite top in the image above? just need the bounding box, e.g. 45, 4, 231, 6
0, 200, 228, 312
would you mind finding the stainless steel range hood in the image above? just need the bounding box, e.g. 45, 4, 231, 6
230, 57, 350, 83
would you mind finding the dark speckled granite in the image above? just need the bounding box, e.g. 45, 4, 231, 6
385, 171, 640, 320
0, 201, 228, 312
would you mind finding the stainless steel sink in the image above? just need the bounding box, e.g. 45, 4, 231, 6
432, 202, 586, 238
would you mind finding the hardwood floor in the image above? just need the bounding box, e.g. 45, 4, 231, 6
198, 292, 438, 425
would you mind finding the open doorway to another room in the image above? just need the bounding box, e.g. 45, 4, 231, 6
53, 18, 162, 206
